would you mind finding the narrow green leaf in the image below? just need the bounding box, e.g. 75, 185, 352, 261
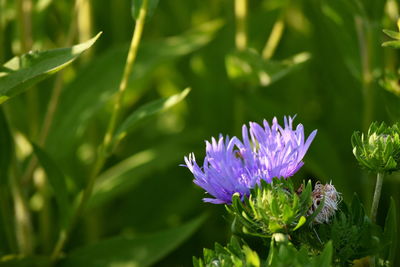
382, 40, 400, 48
31, 143, 70, 227
293, 216, 306, 231
317, 241, 333, 267
131, 0, 159, 20
382, 197, 397, 265
0, 32, 101, 105
0, 108, 12, 185
88, 135, 196, 209
114, 88, 190, 142
46, 21, 222, 161
61, 215, 206, 267
306, 196, 325, 226
383, 29, 400, 40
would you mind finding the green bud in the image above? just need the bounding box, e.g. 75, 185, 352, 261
226, 178, 313, 237
351, 122, 400, 173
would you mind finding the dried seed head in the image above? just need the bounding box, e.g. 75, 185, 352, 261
308, 181, 341, 224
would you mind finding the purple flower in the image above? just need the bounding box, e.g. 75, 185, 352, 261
184, 116, 317, 204
242, 116, 317, 183
184, 136, 257, 204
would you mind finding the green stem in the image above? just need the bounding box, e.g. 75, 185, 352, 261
0, 0, 5, 63
0, 187, 17, 252
10, 162, 34, 255
50, 0, 149, 261
370, 172, 384, 223
234, 0, 247, 51
262, 15, 285, 60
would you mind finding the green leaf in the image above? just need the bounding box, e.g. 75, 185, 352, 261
131, 0, 159, 20
317, 241, 333, 267
0, 32, 101, 105
383, 29, 400, 40
0, 255, 50, 267
60, 215, 206, 267
381, 197, 397, 265
114, 88, 190, 142
46, 20, 223, 161
382, 40, 400, 49
31, 143, 71, 227
88, 135, 198, 209
0, 108, 12, 185
293, 216, 306, 231
225, 49, 311, 87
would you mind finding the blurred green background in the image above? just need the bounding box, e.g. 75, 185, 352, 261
1, 0, 400, 266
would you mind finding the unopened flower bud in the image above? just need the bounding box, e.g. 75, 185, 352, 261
352, 122, 400, 173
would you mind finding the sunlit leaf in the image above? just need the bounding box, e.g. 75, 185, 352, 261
60, 215, 206, 267
46, 20, 223, 161
0, 32, 101, 105
114, 88, 190, 142
382, 40, 400, 49
383, 29, 400, 40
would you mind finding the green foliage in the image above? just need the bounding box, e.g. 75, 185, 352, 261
114, 88, 191, 144
295, 194, 381, 265
0, 108, 12, 185
225, 49, 310, 87
0, 33, 101, 104
227, 179, 312, 237
46, 20, 222, 161
193, 236, 261, 267
380, 198, 398, 266
0, 255, 50, 267
31, 143, 71, 228
1, 0, 400, 265
352, 122, 400, 173
61, 215, 205, 267
267, 234, 333, 267
382, 20, 400, 49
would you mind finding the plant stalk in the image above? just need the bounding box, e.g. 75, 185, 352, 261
234, 0, 247, 51
262, 16, 285, 60
50, 0, 149, 261
370, 172, 384, 223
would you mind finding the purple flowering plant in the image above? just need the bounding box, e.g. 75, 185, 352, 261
184, 116, 317, 204
187, 117, 394, 266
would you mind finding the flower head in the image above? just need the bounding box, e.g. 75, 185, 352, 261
184, 116, 317, 204
352, 122, 400, 173
184, 135, 257, 204
242, 116, 317, 182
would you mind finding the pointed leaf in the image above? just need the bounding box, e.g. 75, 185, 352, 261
31, 143, 70, 227
0, 32, 101, 104
381, 197, 397, 265
61, 215, 206, 267
47, 21, 222, 160
382, 40, 400, 49
0, 108, 12, 185
114, 88, 190, 142
293, 216, 306, 231
383, 29, 400, 40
